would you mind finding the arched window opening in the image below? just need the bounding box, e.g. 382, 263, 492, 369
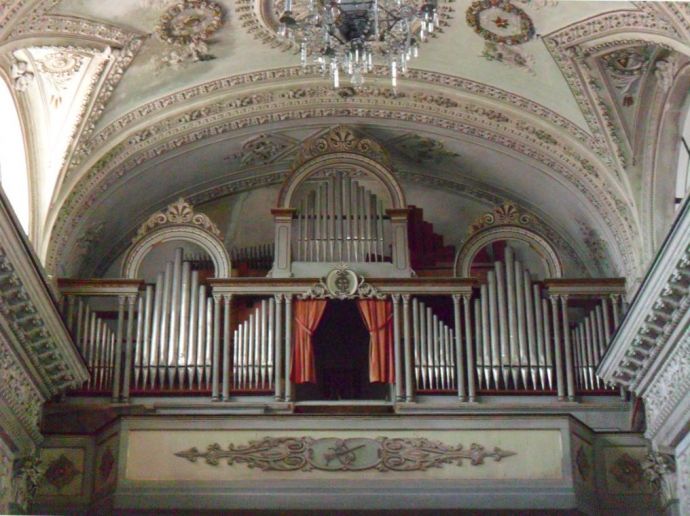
0, 77, 30, 233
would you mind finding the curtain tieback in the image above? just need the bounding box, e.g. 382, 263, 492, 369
295, 317, 315, 336
369, 314, 392, 333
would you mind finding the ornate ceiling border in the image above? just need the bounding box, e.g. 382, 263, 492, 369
2, 3, 145, 199
543, 8, 684, 174
66, 65, 597, 178
45, 87, 639, 281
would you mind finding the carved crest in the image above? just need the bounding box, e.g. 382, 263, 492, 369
132, 198, 222, 243
299, 266, 385, 300
468, 201, 533, 235
292, 125, 391, 170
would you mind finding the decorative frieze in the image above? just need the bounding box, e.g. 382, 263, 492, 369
174, 436, 516, 472
48, 91, 638, 283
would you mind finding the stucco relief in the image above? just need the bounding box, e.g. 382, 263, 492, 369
174, 436, 516, 472
0, 334, 43, 443
544, 10, 680, 170
48, 84, 637, 282
645, 329, 690, 438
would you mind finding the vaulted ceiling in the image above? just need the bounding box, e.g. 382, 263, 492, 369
2, 0, 690, 284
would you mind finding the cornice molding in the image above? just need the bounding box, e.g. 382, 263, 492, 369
0, 190, 88, 401
66, 65, 597, 176
599, 197, 690, 444
45, 82, 639, 282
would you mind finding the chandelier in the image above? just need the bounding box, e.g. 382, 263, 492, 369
277, 0, 438, 88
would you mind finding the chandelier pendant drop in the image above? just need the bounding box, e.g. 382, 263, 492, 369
277, 0, 438, 88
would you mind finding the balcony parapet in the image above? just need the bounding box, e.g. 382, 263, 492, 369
598, 197, 690, 439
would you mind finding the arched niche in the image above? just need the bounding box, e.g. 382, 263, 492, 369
455, 227, 563, 279
122, 198, 230, 279
271, 126, 411, 277
278, 153, 406, 210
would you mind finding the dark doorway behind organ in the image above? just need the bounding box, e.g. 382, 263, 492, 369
296, 300, 387, 401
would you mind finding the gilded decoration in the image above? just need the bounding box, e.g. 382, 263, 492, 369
292, 125, 391, 170
575, 445, 591, 481
155, 0, 224, 45
250, 0, 454, 53
468, 201, 533, 235
466, 0, 535, 45
601, 46, 654, 107
609, 452, 644, 489
98, 446, 115, 483
155, 0, 225, 65
132, 198, 222, 244
300, 266, 385, 300
175, 437, 517, 472
43, 454, 80, 492
393, 134, 459, 164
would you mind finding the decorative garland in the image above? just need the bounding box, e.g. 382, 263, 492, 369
466, 0, 535, 46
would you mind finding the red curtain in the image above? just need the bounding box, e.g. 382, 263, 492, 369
290, 299, 327, 384
357, 299, 395, 384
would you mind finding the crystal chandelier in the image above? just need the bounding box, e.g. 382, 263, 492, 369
277, 0, 438, 88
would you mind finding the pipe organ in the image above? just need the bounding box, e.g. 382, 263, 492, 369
571, 299, 617, 392
60, 248, 626, 401
471, 247, 554, 391
125, 249, 215, 391
412, 298, 456, 392
233, 298, 275, 391
66, 298, 116, 392
293, 173, 388, 263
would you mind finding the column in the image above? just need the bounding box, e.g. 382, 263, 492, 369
452, 294, 467, 401
386, 208, 412, 276
284, 295, 294, 401
549, 295, 565, 400
610, 294, 621, 328
66, 295, 76, 333
402, 295, 414, 402
112, 295, 126, 402
222, 294, 233, 401
560, 294, 576, 401
212, 294, 221, 401
391, 295, 404, 401
462, 294, 476, 402
121, 294, 137, 402
274, 294, 284, 401
271, 208, 295, 278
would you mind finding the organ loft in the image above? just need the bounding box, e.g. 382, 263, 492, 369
2, 2, 690, 513
34, 126, 643, 513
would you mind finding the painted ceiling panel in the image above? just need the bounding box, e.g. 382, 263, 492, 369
53, 0, 632, 131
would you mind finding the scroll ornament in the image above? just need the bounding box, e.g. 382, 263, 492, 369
174, 436, 516, 472
132, 198, 222, 243
468, 201, 533, 235
292, 126, 391, 170
299, 266, 386, 300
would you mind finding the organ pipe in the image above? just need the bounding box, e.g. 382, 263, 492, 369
293, 174, 387, 263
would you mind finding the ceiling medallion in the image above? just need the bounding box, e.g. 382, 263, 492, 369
466, 0, 535, 46
273, 0, 447, 88
155, 0, 225, 66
